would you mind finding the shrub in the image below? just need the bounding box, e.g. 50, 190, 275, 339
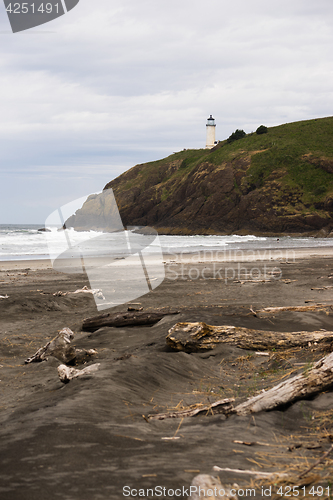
227, 129, 246, 144
256, 125, 268, 135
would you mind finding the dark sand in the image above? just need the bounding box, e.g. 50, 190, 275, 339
1, 252, 333, 499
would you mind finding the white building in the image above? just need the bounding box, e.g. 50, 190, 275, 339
206, 115, 216, 149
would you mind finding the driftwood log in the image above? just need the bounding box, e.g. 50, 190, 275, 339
82, 310, 180, 332
166, 322, 333, 351
189, 475, 238, 500
257, 304, 332, 314
147, 398, 234, 421
235, 351, 333, 415
147, 351, 333, 419
58, 363, 100, 383
212, 466, 288, 480
25, 328, 97, 365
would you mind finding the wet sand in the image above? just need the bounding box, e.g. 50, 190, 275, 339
1, 250, 333, 499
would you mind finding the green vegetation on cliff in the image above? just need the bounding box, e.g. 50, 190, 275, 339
75, 117, 333, 235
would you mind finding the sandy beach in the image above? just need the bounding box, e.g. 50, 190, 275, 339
1, 248, 333, 499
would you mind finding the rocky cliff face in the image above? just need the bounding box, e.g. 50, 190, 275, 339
67, 117, 333, 236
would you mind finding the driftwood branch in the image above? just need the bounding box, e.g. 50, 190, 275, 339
166, 322, 333, 351
58, 363, 100, 383
82, 310, 179, 332
147, 351, 333, 420
298, 443, 333, 478
53, 286, 105, 299
234, 351, 333, 415
190, 474, 238, 500
257, 304, 332, 314
212, 466, 288, 480
25, 328, 97, 365
147, 398, 234, 421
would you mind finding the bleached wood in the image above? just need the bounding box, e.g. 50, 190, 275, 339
58, 363, 100, 383
25, 327, 97, 364
258, 304, 331, 313
235, 351, 333, 415
213, 466, 288, 479
147, 351, 333, 420
166, 321, 333, 351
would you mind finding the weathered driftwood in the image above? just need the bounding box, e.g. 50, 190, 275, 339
58, 363, 100, 383
212, 466, 288, 480
234, 351, 333, 415
257, 304, 332, 314
25, 327, 97, 365
53, 286, 105, 299
82, 309, 180, 332
189, 474, 238, 500
166, 321, 333, 351
147, 398, 234, 421
148, 351, 333, 420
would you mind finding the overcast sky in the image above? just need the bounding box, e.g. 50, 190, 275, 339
1, 0, 333, 223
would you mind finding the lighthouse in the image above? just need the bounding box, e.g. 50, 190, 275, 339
206, 115, 216, 149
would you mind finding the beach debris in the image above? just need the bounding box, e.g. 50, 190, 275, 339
147, 398, 235, 421
299, 443, 333, 478
235, 351, 333, 415
0, 294, 9, 299
166, 321, 333, 351
311, 286, 333, 291
233, 440, 271, 447
82, 309, 180, 332
212, 466, 288, 480
249, 306, 257, 317
53, 286, 105, 300
25, 327, 97, 365
57, 363, 100, 383
257, 304, 332, 314
189, 474, 238, 499
148, 351, 333, 420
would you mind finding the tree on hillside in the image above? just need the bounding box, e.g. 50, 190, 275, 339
227, 129, 246, 144
256, 125, 268, 135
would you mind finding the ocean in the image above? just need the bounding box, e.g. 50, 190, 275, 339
1, 224, 333, 262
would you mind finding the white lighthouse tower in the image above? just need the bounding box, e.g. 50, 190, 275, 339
206, 114, 216, 149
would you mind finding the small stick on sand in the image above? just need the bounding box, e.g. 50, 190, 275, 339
298, 444, 333, 478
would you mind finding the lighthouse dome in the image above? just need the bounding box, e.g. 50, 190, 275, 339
206, 115, 215, 126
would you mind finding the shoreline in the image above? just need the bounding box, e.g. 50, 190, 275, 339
1, 245, 333, 272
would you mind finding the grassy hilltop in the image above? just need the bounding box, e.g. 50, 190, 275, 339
75, 117, 333, 235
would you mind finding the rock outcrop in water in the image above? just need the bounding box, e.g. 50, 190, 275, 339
66, 117, 333, 236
